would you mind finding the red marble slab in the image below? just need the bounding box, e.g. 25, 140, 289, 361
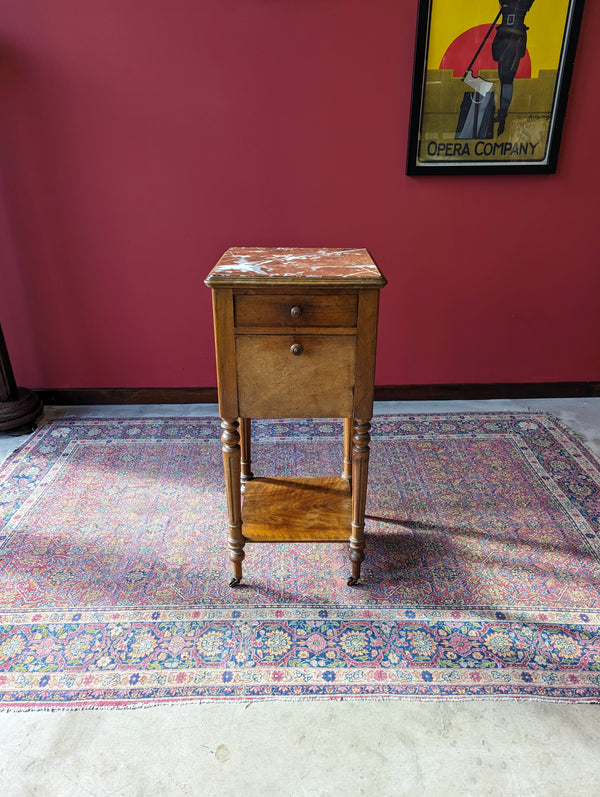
205, 247, 386, 286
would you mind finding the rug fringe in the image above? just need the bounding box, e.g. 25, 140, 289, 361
2, 692, 600, 713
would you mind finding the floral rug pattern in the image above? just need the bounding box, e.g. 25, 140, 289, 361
1, 413, 599, 708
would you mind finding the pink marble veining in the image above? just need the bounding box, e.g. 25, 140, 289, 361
205, 247, 386, 285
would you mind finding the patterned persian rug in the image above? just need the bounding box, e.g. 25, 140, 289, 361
1, 413, 599, 709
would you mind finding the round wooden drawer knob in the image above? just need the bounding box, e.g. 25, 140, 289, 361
290, 305, 303, 319
290, 343, 304, 356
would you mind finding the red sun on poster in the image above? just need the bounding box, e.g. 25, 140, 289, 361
440, 24, 531, 79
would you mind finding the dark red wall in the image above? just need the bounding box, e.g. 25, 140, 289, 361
1, 1, 598, 390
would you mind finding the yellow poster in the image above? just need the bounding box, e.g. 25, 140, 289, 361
407, 0, 584, 172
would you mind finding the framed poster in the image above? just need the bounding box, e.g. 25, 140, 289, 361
406, 0, 585, 174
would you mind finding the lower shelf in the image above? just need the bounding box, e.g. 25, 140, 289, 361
241, 476, 352, 542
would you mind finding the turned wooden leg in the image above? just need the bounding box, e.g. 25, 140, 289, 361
221, 418, 245, 586
342, 417, 353, 484
239, 417, 254, 492
348, 419, 371, 586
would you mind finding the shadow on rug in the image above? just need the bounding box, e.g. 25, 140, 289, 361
1, 413, 599, 708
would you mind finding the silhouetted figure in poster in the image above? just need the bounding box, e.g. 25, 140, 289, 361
492, 0, 535, 134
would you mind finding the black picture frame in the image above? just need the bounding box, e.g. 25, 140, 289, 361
406, 0, 585, 175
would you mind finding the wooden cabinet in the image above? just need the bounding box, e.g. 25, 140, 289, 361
205, 247, 386, 586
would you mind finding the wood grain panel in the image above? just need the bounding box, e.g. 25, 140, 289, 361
211, 288, 238, 418
235, 334, 356, 418
353, 289, 380, 419
241, 477, 352, 542
234, 293, 357, 328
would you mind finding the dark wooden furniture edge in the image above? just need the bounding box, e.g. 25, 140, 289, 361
35, 382, 600, 406
374, 382, 600, 401
0, 322, 43, 433
36, 388, 220, 405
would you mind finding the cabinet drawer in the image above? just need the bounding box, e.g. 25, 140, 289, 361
236, 334, 356, 418
234, 294, 357, 328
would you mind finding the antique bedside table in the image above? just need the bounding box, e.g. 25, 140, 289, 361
205, 247, 386, 587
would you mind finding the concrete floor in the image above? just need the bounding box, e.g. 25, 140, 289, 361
1, 399, 599, 796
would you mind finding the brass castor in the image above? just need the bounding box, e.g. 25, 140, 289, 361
229, 577, 241, 587
347, 576, 359, 586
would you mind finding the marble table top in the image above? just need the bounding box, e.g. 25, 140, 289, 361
205, 247, 386, 286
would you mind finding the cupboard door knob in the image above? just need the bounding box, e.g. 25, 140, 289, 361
290, 305, 303, 319
291, 343, 304, 356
